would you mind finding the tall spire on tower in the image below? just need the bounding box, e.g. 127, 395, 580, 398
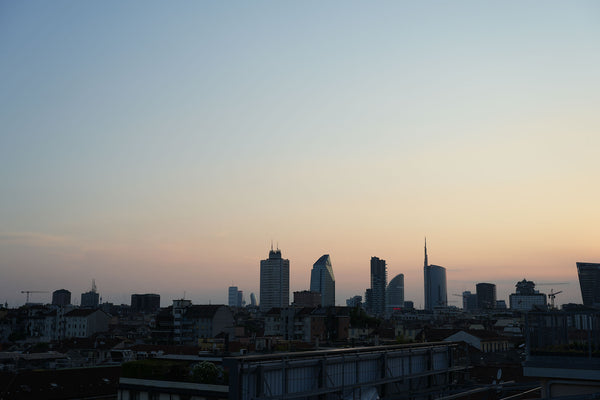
424, 237, 428, 268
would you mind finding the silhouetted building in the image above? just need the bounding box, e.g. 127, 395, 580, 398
423, 239, 447, 310
228, 286, 243, 307
310, 254, 335, 307
476, 283, 496, 310
131, 293, 160, 313
346, 295, 362, 308
368, 257, 387, 315
250, 293, 257, 307
577, 262, 600, 308
52, 289, 71, 306
81, 280, 100, 308
509, 279, 546, 311
462, 291, 477, 311
386, 274, 404, 312
260, 246, 289, 312
81, 291, 99, 308
293, 291, 321, 307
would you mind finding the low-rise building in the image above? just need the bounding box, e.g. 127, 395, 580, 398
64, 309, 110, 338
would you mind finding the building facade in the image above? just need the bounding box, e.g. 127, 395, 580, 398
369, 257, 387, 315
64, 309, 110, 338
310, 254, 335, 307
259, 247, 290, 312
577, 262, 600, 308
293, 291, 321, 308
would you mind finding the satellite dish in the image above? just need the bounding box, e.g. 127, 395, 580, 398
497, 368, 502, 380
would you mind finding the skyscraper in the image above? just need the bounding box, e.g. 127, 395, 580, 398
577, 262, 600, 307
423, 239, 447, 310
476, 283, 497, 310
228, 286, 242, 307
386, 273, 404, 312
310, 254, 335, 307
369, 256, 387, 315
259, 246, 290, 312
81, 280, 100, 308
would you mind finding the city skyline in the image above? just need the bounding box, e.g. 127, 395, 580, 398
1, 2, 598, 308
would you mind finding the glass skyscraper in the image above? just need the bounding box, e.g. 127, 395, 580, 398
310, 254, 335, 307
423, 239, 447, 310
386, 273, 404, 312
577, 262, 600, 307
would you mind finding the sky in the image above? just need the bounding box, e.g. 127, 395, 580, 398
1, 1, 599, 308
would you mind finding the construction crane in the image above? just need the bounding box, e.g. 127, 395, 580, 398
21, 290, 49, 303
548, 289, 563, 310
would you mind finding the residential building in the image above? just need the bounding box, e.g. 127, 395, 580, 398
476, 283, 496, 310
368, 256, 387, 315
293, 291, 321, 308
310, 254, 335, 307
577, 262, 600, 308
64, 309, 110, 338
52, 289, 71, 306
260, 246, 290, 312
423, 240, 447, 310
524, 310, 600, 398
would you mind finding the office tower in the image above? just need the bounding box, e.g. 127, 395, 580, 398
81, 280, 100, 308
293, 290, 321, 307
462, 291, 478, 311
346, 295, 362, 308
423, 240, 447, 310
52, 289, 71, 306
369, 256, 387, 315
476, 283, 497, 310
310, 254, 335, 307
577, 262, 600, 308
238, 291, 244, 307
250, 293, 257, 307
509, 279, 546, 311
386, 274, 405, 312
131, 293, 161, 313
259, 246, 290, 312
228, 286, 240, 307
